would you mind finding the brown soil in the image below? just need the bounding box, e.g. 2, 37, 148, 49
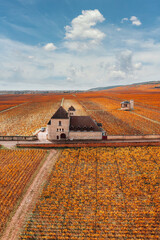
1, 149, 61, 240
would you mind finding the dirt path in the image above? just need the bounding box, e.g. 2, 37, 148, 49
0, 102, 28, 114
130, 111, 160, 125
1, 149, 61, 240
63, 98, 88, 115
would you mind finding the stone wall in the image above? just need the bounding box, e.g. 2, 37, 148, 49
108, 135, 160, 140
69, 131, 102, 140
47, 118, 70, 140
0, 135, 38, 141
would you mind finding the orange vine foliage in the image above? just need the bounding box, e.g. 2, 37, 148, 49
0, 149, 47, 234
17, 141, 160, 148
20, 147, 159, 239
0, 85, 160, 136
0, 94, 32, 111
0, 94, 62, 136
78, 95, 160, 135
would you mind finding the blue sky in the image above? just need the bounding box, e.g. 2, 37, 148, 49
0, 0, 160, 90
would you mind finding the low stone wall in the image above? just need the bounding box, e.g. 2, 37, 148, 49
0, 135, 38, 141
69, 131, 102, 140
107, 135, 160, 140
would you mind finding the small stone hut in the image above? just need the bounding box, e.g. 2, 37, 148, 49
121, 100, 134, 111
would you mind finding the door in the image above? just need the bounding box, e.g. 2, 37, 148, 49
60, 133, 66, 139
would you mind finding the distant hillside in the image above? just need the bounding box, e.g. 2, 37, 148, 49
88, 85, 123, 91
1, 81, 160, 95
0, 90, 83, 95
130, 80, 160, 86
88, 81, 160, 92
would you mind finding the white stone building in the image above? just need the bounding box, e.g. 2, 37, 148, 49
121, 100, 134, 111
47, 106, 104, 141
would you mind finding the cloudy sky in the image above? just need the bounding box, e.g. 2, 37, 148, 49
0, 0, 160, 90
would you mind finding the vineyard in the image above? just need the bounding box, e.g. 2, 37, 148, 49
77, 95, 160, 135
0, 86, 160, 136
17, 141, 160, 148
0, 94, 61, 136
0, 94, 34, 112
20, 147, 159, 239
0, 149, 47, 235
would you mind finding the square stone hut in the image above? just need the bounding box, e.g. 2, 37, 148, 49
121, 100, 134, 111
47, 106, 104, 140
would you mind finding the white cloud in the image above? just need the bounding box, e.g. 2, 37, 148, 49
110, 70, 126, 79
130, 16, 142, 26
66, 76, 74, 83
107, 50, 143, 81
134, 62, 142, 69
43, 43, 57, 51
28, 55, 34, 59
121, 18, 129, 23
121, 16, 142, 26
64, 40, 101, 51
1, 21, 160, 91
64, 9, 105, 51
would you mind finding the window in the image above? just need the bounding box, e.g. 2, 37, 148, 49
57, 136, 59, 140
57, 128, 58, 132
62, 128, 64, 132
59, 121, 61, 126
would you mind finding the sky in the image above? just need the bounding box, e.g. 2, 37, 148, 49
0, 0, 160, 90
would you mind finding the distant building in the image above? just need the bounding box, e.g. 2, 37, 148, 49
121, 100, 134, 111
47, 106, 105, 140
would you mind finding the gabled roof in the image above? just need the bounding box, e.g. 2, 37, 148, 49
51, 106, 69, 119
121, 101, 130, 104
47, 120, 51, 125
68, 106, 76, 111
69, 116, 101, 132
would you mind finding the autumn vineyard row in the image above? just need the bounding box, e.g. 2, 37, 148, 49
20, 146, 159, 239
0, 89, 160, 136
17, 141, 160, 148
0, 149, 47, 235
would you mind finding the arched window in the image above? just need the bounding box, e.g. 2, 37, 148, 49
59, 121, 61, 126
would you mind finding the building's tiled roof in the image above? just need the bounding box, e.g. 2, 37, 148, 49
68, 106, 76, 111
69, 116, 101, 132
51, 106, 69, 119
121, 101, 130, 104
